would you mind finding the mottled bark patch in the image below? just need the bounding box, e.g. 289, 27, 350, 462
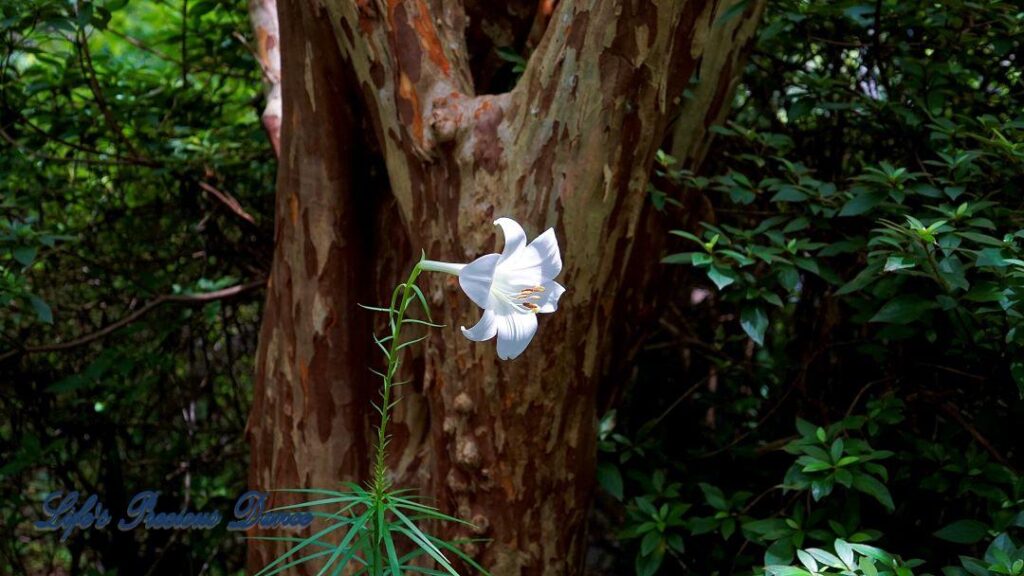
392, 6, 424, 83
471, 99, 505, 173
410, 0, 452, 76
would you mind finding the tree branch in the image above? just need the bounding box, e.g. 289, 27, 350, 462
75, 28, 142, 159
940, 402, 1016, 472
2, 125, 258, 226
0, 280, 266, 363
327, 0, 473, 161
197, 181, 258, 225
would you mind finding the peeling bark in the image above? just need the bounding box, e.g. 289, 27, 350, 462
249, 0, 763, 574
248, 0, 282, 155
669, 0, 765, 171
246, 0, 373, 570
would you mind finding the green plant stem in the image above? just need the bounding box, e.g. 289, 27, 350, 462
371, 262, 423, 501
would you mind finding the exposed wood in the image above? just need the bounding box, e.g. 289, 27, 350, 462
248, 0, 282, 155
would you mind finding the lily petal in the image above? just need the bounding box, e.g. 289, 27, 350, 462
461, 309, 498, 341
495, 312, 538, 360
535, 281, 566, 313
499, 227, 562, 285
495, 218, 527, 264
458, 253, 500, 309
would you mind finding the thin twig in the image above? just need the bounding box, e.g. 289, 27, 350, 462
3, 125, 257, 226
695, 383, 796, 459
917, 362, 987, 382
231, 31, 276, 84
198, 181, 257, 225
939, 402, 1016, 472
651, 377, 709, 429
104, 27, 179, 62
0, 124, 159, 167
843, 376, 896, 418
75, 28, 141, 158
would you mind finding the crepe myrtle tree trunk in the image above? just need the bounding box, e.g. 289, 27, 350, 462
247, 0, 764, 574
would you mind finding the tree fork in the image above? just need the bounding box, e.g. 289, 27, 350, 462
249, 0, 765, 573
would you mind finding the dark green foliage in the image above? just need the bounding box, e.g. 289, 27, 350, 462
600, 0, 1023, 574
1, 0, 271, 573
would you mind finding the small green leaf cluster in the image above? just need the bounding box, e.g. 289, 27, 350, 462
766, 538, 922, 576
0, 206, 69, 325
617, 470, 689, 576
767, 533, 1024, 576
782, 418, 894, 510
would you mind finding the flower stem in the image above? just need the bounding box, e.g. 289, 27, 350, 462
419, 259, 465, 276
371, 262, 423, 502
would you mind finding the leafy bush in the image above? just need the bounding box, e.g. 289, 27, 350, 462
594, 0, 1023, 574
1, 0, 270, 572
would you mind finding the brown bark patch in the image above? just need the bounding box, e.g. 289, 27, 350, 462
411, 0, 452, 76
471, 99, 505, 173
397, 72, 423, 144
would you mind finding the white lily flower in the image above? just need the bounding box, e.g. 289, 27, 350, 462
420, 218, 565, 360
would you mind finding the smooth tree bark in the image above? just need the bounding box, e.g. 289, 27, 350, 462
247, 1, 764, 574
247, 0, 282, 155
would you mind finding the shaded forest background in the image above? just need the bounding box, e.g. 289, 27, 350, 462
1, 0, 1022, 575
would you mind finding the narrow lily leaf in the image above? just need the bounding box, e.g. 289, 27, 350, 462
384, 529, 403, 576
305, 508, 366, 522
318, 511, 372, 576
402, 318, 446, 328
389, 497, 475, 526
392, 525, 458, 576
393, 561, 450, 569
408, 284, 433, 321
396, 335, 430, 351
254, 516, 351, 576
426, 534, 493, 575
390, 506, 458, 572
265, 495, 364, 512
373, 333, 392, 357
328, 530, 373, 576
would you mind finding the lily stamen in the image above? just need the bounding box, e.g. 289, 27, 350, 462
513, 286, 546, 300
